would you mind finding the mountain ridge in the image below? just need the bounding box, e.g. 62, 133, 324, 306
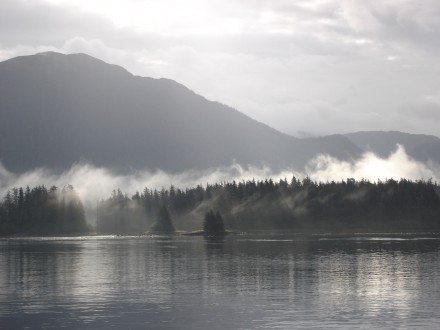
0, 52, 363, 173
344, 131, 440, 163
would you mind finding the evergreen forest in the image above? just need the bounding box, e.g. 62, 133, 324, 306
0, 185, 88, 235
1, 177, 440, 236
95, 177, 440, 234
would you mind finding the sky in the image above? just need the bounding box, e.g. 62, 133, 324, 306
1, 0, 440, 137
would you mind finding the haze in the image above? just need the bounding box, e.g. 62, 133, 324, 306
1, 0, 440, 137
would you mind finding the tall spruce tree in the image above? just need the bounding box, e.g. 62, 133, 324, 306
203, 210, 226, 235
150, 205, 175, 233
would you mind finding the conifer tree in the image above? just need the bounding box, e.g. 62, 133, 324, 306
203, 210, 225, 235
150, 205, 175, 233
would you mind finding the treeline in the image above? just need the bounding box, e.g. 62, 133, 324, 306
96, 177, 440, 234
2, 178, 439, 236
0, 185, 88, 235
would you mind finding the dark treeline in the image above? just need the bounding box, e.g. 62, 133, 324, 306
2, 178, 439, 236
0, 185, 88, 236
96, 177, 440, 234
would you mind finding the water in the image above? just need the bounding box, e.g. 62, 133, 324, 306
1, 234, 440, 329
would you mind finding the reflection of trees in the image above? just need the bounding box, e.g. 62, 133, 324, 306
0, 240, 84, 305
1, 236, 438, 328
200, 237, 316, 294
204, 235, 226, 253
199, 235, 438, 307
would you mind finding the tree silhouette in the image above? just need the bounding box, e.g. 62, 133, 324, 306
203, 210, 225, 235
0, 185, 88, 235
150, 205, 175, 233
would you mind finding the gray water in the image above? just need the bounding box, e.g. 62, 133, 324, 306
1, 234, 440, 329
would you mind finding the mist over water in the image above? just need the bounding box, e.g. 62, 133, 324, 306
0, 145, 439, 222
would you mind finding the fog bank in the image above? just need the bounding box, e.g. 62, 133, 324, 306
307, 145, 439, 183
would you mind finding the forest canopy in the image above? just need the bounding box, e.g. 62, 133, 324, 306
0, 185, 88, 235
1, 177, 440, 236
95, 177, 440, 235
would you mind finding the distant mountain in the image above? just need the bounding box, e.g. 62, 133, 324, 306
409, 142, 440, 164
345, 131, 440, 163
0, 52, 361, 173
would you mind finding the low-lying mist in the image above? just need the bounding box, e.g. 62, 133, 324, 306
307, 145, 439, 182
1, 145, 439, 223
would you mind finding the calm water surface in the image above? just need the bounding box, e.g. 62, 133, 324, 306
1, 234, 440, 329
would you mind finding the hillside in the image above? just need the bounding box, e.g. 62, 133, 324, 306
0, 52, 361, 173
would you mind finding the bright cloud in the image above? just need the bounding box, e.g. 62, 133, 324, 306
307, 145, 439, 182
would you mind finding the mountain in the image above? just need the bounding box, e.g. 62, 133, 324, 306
0, 52, 361, 173
345, 131, 440, 163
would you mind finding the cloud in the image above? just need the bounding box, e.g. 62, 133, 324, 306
0, 0, 115, 46
307, 145, 439, 182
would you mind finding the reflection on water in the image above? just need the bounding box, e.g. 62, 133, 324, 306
0, 235, 440, 329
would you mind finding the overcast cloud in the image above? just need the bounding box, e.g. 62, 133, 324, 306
1, 0, 440, 136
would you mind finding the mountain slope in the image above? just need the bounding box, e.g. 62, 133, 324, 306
0, 52, 361, 173
345, 131, 440, 163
